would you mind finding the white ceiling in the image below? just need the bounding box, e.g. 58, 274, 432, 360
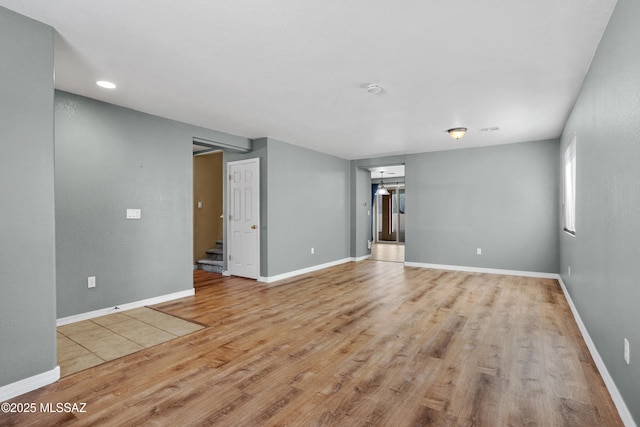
1, 0, 616, 160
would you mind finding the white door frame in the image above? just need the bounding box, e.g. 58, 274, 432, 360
226, 158, 260, 279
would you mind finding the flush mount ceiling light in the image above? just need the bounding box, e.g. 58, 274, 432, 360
447, 127, 467, 140
366, 84, 383, 94
375, 171, 390, 196
96, 80, 116, 89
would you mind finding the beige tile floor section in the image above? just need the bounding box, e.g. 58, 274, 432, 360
57, 307, 204, 377
370, 242, 405, 263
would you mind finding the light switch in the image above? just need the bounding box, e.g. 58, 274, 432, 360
126, 209, 142, 219
197, 201, 203, 209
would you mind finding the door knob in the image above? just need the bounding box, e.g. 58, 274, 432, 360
251, 225, 257, 229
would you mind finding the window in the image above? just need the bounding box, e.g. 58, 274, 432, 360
563, 136, 577, 235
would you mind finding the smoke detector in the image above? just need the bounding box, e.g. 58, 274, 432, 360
366, 84, 383, 94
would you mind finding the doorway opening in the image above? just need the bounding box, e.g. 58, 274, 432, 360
193, 148, 224, 282
370, 165, 405, 263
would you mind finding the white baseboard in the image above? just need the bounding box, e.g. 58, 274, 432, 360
0, 366, 60, 402
404, 262, 558, 279
56, 289, 195, 326
557, 277, 636, 427
258, 258, 352, 283
352, 254, 372, 262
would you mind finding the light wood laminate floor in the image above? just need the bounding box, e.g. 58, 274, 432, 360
3, 262, 623, 426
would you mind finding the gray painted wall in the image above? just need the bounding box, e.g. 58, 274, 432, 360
266, 139, 350, 276
404, 141, 559, 273
55, 91, 250, 318
351, 145, 559, 274
350, 166, 372, 259
0, 7, 56, 386
559, 0, 640, 421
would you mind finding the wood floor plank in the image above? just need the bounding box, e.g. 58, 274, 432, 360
1, 263, 624, 426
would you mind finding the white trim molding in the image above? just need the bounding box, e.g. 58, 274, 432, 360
557, 277, 636, 427
56, 289, 195, 326
0, 366, 60, 402
404, 262, 558, 279
258, 258, 353, 283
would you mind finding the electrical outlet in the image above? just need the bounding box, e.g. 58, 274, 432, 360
311, 247, 315, 255
88, 276, 96, 288
477, 248, 482, 255
624, 338, 630, 364
126, 208, 141, 219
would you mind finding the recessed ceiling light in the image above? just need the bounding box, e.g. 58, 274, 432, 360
96, 80, 116, 89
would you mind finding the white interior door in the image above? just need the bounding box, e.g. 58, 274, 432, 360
227, 158, 260, 279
